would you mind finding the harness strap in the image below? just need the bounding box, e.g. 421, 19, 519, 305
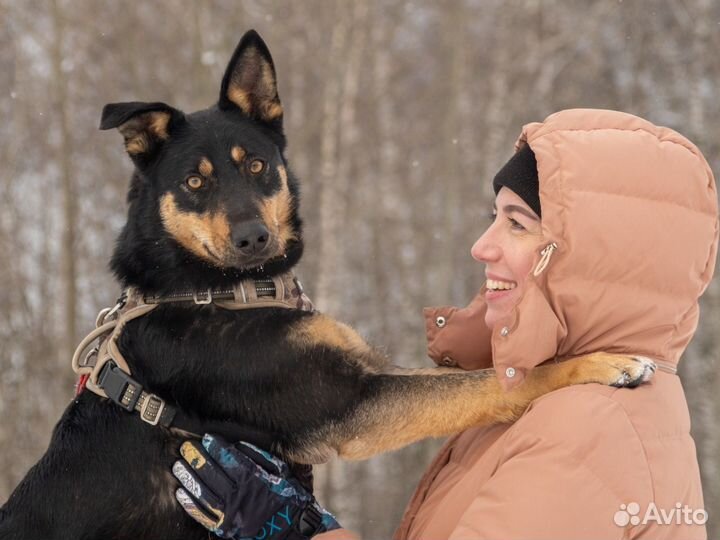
96, 360, 176, 426
71, 271, 312, 431
71, 319, 118, 375
634, 356, 677, 375
142, 274, 313, 312
77, 297, 158, 400
83, 357, 279, 446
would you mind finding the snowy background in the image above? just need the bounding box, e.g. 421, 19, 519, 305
1, 1, 719, 537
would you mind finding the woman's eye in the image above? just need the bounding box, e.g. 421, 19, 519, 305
186, 176, 204, 190
507, 217, 525, 231
249, 159, 265, 174
486, 212, 497, 223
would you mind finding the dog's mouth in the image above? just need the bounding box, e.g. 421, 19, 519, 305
202, 239, 286, 272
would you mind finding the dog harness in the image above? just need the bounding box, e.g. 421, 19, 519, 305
71, 272, 313, 432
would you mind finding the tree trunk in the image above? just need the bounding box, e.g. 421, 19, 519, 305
51, 0, 77, 384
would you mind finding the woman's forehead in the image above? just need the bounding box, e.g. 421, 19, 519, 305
493, 187, 540, 221
494, 187, 527, 207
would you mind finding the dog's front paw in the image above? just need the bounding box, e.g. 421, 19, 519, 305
572, 352, 656, 388
608, 355, 656, 388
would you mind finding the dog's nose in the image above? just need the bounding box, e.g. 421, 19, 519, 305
231, 220, 270, 255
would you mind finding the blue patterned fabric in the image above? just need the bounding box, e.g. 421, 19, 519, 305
173, 434, 340, 540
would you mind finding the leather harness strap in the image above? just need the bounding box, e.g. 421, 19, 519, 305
142, 274, 314, 311
71, 272, 313, 431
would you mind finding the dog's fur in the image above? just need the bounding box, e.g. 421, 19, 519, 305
0, 31, 652, 540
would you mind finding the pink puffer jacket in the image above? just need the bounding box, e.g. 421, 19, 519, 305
322, 109, 718, 539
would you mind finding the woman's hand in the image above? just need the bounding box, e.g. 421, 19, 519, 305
172, 434, 340, 539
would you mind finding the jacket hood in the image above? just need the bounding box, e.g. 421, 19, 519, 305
427, 109, 719, 390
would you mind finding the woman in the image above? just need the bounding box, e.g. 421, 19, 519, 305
173, 109, 718, 539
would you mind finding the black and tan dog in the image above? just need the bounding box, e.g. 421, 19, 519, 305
0, 31, 654, 540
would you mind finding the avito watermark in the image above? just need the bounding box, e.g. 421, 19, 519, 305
613, 502, 707, 527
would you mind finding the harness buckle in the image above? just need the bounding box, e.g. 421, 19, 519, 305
140, 394, 166, 426
193, 289, 213, 304
96, 361, 142, 412
98, 292, 129, 325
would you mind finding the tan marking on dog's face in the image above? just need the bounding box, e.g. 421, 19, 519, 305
231, 146, 246, 164
288, 314, 371, 356
198, 157, 214, 177
258, 164, 296, 252
120, 111, 170, 155
160, 193, 232, 265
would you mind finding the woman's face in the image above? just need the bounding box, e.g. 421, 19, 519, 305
471, 187, 545, 330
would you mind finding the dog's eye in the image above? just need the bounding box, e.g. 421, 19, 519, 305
186, 176, 204, 190
249, 159, 265, 175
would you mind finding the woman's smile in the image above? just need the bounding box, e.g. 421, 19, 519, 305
485, 275, 520, 302
485, 287, 517, 302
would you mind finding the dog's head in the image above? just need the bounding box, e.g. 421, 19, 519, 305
103, 30, 302, 292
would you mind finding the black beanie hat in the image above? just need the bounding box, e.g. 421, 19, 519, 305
492, 144, 541, 218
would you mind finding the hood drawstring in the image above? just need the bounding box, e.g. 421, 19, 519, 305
533, 242, 558, 276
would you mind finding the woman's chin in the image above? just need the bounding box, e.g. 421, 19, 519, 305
484, 305, 514, 331
484, 311, 499, 330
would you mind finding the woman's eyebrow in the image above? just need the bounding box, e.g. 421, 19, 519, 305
492, 202, 540, 222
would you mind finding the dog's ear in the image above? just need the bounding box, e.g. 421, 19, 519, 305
219, 30, 283, 131
99, 101, 184, 160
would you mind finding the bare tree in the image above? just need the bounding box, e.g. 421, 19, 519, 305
1, 2, 718, 537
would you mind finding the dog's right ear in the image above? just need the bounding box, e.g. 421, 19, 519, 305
219, 30, 283, 131
100, 102, 184, 160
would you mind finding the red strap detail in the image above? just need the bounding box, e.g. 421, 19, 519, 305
75, 374, 89, 396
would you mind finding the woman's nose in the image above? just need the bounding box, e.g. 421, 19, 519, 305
471, 227, 501, 263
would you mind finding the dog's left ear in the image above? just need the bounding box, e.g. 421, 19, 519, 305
219, 30, 283, 131
100, 101, 184, 160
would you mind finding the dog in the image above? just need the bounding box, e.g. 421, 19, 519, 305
0, 30, 655, 540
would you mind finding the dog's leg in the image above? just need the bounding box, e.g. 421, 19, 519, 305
285, 315, 654, 462
289, 352, 654, 462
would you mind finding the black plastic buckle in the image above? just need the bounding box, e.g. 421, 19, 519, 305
96, 361, 143, 412
296, 504, 323, 538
